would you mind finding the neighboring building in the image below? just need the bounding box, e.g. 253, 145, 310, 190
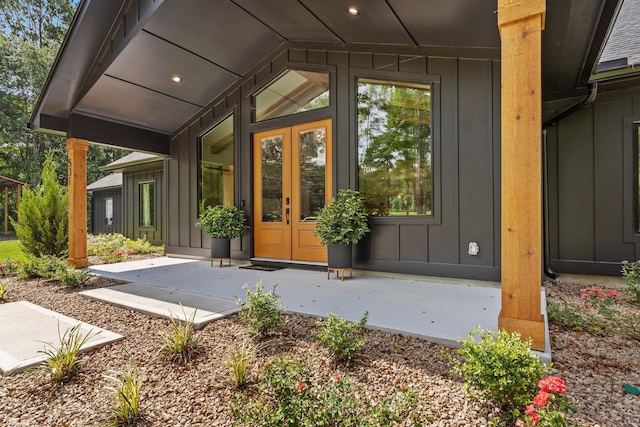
26, 0, 625, 281
87, 152, 164, 245
87, 172, 122, 235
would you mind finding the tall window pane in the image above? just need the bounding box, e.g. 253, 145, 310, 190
357, 78, 432, 216
139, 182, 154, 227
200, 115, 234, 214
105, 197, 113, 225
636, 123, 640, 232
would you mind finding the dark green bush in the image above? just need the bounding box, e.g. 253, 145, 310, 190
234, 281, 286, 337
313, 311, 369, 362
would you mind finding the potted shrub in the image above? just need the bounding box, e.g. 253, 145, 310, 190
314, 189, 370, 269
196, 205, 248, 259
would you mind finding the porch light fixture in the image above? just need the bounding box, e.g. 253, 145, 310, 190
347, 7, 360, 16
171, 74, 183, 85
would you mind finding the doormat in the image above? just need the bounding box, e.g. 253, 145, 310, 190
239, 265, 285, 272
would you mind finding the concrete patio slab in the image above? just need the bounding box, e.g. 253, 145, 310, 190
88, 257, 551, 361
80, 283, 239, 328
0, 301, 123, 375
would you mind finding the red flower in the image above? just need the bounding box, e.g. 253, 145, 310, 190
335, 376, 342, 382
608, 289, 618, 298
297, 382, 305, 391
533, 390, 550, 407
539, 376, 566, 394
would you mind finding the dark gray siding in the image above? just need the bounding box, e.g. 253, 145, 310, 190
166, 44, 502, 280
123, 167, 164, 245
545, 81, 640, 275
91, 189, 122, 235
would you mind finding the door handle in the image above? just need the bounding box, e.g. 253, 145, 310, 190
286, 207, 290, 224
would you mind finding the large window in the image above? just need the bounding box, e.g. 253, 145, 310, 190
139, 182, 154, 227
200, 115, 234, 213
357, 78, 432, 216
253, 69, 329, 122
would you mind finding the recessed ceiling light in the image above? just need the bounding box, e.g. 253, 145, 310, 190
347, 7, 360, 16
171, 74, 183, 84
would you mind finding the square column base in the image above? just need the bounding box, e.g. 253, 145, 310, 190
68, 257, 88, 269
498, 310, 545, 351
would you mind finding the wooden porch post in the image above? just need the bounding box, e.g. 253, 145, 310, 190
497, 0, 546, 351
67, 138, 89, 268
16, 185, 21, 225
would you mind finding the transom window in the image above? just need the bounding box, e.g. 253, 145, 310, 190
199, 115, 234, 213
357, 78, 432, 216
253, 69, 329, 122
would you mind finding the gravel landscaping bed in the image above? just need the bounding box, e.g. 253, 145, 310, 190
0, 274, 639, 426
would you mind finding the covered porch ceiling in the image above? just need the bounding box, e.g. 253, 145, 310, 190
29, 0, 620, 155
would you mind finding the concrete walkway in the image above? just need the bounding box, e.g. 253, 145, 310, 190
86, 257, 551, 360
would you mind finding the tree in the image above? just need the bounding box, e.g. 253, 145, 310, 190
12, 153, 68, 257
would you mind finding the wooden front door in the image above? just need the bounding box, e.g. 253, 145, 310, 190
253, 119, 331, 262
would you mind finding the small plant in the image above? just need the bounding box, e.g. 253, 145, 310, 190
580, 286, 618, 307
231, 357, 422, 426
547, 301, 585, 331
37, 323, 94, 383
516, 376, 576, 427
223, 339, 254, 388
196, 205, 248, 239
621, 260, 640, 302
234, 281, 286, 337
450, 326, 549, 423
0, 257, 20, 276
314, 189, 370, 245
313, 311, 369, 362
160, 306, 198, 364
19, 255, 88, 287
88, 233, 128, 256
0, 282, 7, 301
105, 363, 143, 425
54, 265, 88, 287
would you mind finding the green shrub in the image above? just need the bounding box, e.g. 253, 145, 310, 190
37, 323, 94, 383
88, 233, 128, 256
450, 326, 548, 423
547, 301, 584, 330
124, 237, 154, 254
224, 339, 254, 388
313, 311, 369, 362
621, 260, 640, 302
234, 281, 286, 337
12, 153, 68, 258
0, 282, 7, 301
160, 306, 198, 364
0, 257, 20, 276
231, 357, 422, 426
18, 255, 87, 287
105, 363, 143, 425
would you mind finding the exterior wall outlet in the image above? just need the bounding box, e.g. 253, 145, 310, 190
468, 241, 480, 256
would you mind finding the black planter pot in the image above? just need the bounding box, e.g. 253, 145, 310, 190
211, 237, 231, 259
328, 243, 352, 269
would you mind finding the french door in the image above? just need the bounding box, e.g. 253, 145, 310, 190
253, 119, 332, 262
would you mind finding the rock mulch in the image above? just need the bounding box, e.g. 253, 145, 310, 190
0, 275, 638, 426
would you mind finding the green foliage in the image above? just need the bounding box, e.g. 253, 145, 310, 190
234, 281, 286, 337
88, 234, 162, 264
12, 154, 68, 258
313, 311, 369, 362
223, 339, 254, 388
0, 282, 7, 301
196, 205, 248, 239
88, 233, 128, 256
160, 306, 198, 364
621, 260, 640, 302
450, 326, 548, 422
546, 301, 584, 330
123, 237, 155, 254
105, 363, 143, 426
18, 255, 88, 287
0, 240, 27, 263
37, 323, 93, 383
314, 189, 370, 245
231, 357, 423, 426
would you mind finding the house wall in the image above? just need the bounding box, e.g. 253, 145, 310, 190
90, 189, 122, 235
123, 166, 164, 245
166, 45, 502, 281
545, 80, 640, 276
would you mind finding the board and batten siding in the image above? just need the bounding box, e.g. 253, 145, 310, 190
545, 82, 640, 276
166, 45, 502, 281
123, 169, 164, 245
91, 189, 122, 235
